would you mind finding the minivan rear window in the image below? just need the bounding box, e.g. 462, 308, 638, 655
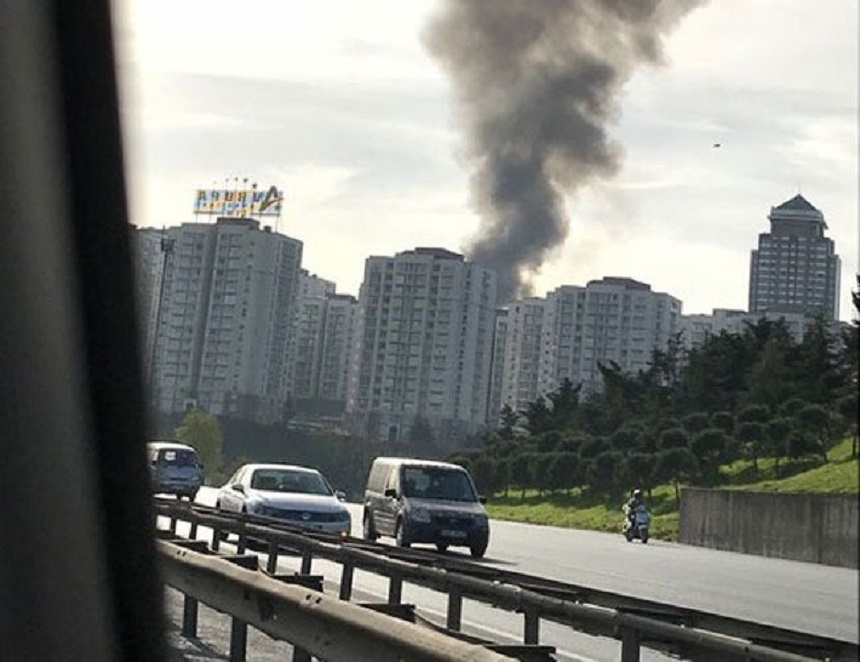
401, 466, 476, 502
156, 449, 198, 466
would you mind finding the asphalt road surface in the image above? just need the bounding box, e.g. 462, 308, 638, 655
164, 487, 857, 661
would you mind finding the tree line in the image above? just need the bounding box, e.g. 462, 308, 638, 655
450, 306, 859, 504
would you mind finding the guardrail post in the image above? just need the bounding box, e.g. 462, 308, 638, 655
447, 587, 462, 631
211, 527, 221, 552
339, 563, 354, 600
188, 521, 198, 540
620, 627, 640, 662
181, 595, 198, 638
236, 533, 247, 555
523, 608, 539, 645
229, 617, 247, 662
266, 542, 279, 574
300, 550, 313, 575
168, 515, 177, 535
388, 574, 403, 604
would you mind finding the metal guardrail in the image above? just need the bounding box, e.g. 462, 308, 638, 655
155, 498, 858, 662
158, 539, 511, 662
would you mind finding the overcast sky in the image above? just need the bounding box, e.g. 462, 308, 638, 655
114, 0, 858, 320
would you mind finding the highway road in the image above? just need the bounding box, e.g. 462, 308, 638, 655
170, 487, 858, 661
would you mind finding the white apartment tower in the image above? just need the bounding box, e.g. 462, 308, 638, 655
317, 294, 360, 403
348, 248, 497, 443
290, 288, 359, 405
491, 277, 681, 421
498, 298, 553, 414
486, 309, 509, 424
290, 270, 337, 401
678, 308, 825, 352
748, 194, 841, 320
145, 218, 303, 424
549, 278, 681, 391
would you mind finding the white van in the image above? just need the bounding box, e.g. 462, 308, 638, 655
147, 441, 204, 500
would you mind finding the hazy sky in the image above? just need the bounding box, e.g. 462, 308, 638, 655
114, 0, 858, 319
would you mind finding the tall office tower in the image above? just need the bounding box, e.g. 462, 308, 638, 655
748, 194, 841, 320
348, 248, 497, 444
144, 218, 303, 424
495, 277, 682, 414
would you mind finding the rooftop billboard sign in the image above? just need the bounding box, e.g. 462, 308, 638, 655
193, 185, 283, 218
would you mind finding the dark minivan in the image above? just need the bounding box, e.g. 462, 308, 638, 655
148, 441, 204, 500
362, 457, 489, 557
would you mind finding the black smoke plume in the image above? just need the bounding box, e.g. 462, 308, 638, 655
424, 0, 703, 302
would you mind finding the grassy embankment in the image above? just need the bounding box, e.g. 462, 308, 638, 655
484, 437, 859, 541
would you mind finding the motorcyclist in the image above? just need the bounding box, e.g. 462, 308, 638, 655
624, 488, 645, 524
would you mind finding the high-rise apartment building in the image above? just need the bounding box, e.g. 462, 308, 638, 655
141, 218, 303, 424
678, 308, 839, 352
486, 309, 509, 423
550, 278, 681, 391
298, 269, 336, 299
348, 248, 497, 443
491, 277, 681, 421
131, 226, 167, 377
289, 270, 337, 401
498, 298, 553, 414
317, 294, 360, 403
748, 194, 841, 320
290, 286, 359, 406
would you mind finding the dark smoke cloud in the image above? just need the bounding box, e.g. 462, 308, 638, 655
424, 0, 703, 302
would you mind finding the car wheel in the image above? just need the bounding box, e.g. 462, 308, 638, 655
395, 519, 410, 548
435, 542, 449, 553
469, 540, 487, 558
363, 513, 378, 541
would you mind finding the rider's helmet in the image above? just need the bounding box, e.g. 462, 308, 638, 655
632, 488, 643, 498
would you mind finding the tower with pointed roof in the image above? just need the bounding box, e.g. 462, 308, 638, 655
748, 194, 841, 320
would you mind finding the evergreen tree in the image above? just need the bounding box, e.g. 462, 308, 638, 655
655, 447, 698, 506
690, 428, 728, 484
545, 378, 581, 430
508, 453, 531, 500
659, 427, 688, 451
498, 404, 520, 441
681, 412, 710, 434
737, 421, 767, 471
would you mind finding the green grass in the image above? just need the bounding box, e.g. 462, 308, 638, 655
486, 483, 680, 541
485, 437, 858, 541
726, 437, 858, 493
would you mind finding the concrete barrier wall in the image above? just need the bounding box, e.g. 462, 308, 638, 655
679, 488, 859, 568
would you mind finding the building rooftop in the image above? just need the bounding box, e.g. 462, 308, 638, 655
768, 193, 826, 228
400, 247, 465, 261
773, 194, 819, 213
587, 276, 652, 291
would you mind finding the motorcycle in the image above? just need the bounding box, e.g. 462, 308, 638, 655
623, 503, 650, 543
